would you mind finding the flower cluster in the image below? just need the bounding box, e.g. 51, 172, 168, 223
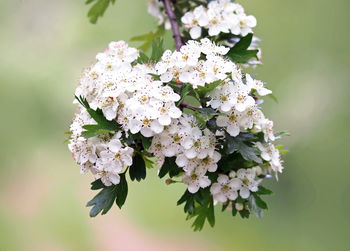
181, 0, 257, 39
72, 0, 287, 231
75, 41, 182, 138
68, 109, 134, 186
155, 39, 231, 88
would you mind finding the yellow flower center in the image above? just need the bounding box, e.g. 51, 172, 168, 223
142, 118, 151, 126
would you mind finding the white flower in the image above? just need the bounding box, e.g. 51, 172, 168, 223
210, 175, 241, 203
246, 74, 271, 96
208, 81, 237, 112
234, 81, 255, 112
255, 142, 283, 174
182, 165, 211, 193
237, 14, 257, 36
207, 1, 229, 36
216, 110, 241, 137
236, 168, 260, 199
181, 6, 209, 39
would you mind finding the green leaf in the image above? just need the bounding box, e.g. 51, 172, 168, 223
87, 185, 117, 217
239, 209, 250, 219
177, 190, 195, 215
227, 33, 258, 64
75, 96, 120, 138
129, 153, 146, 182
86, 0, 116, 24
115, 173, 128, 208
256, 186, 273, 195
274, 131, 291, 139
150, 38, 165, 62
224, 132, 262, 163
130, 25, 165, 51
268, 93, 279, 103
158, 157, 181, 178
141, 137, 152, 150
142, 153, 157, 169
232, 205, 238, 216
248, 194, 265, 218
86, 173, 128, 217
180, 189, 216, 231
196, 80, 223, 98
207, 199, 215, 227
252, 193, 268, 209
190, 196, 215, 231
137, 51, 150, 64
90, 179, 105, 190
177, 83, 200, 106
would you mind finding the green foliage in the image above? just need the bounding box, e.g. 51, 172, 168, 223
224, 132, 262, 163
86, 173, 128, 217
178, 189, 215, 231
158, 157, 182, 178
177, 83, 200, 106
190, 190, 215, 231
196, 80, 223, 98
137, 51, 150, 64
130, 25, 165, 51
75, 96, 120, 138
129, 153, 147, 182
256, 186, 273, 195
248, 194, 265, 218
274, 131, 291, 139
227, 33, 259, 64
150, 38, 165, 62
86, 0, 116, 24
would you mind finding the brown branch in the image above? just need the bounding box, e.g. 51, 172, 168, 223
162, 0, 183, 51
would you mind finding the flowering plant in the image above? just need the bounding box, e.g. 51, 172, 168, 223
67, 0, 288, 231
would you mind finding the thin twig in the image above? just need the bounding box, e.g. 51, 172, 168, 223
162, 0, 183, 51
180, 102, 200, 110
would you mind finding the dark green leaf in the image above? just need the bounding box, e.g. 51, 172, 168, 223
75, 96, 120, 138
115, 173, 128, 208
90, 179, 105, 190
239, 209, 250, 219
232, 205, 238, 216
141, 137, 152, 150
227, 33, 258, 64
158, 157, 181, 178
86, 185, 117, 217
190, 197, 216, 231
87, 173, 128, 216
252, 193, 268, 209
129, 153, 146, 182
207, 199, 215, 227
256, 186, 273, 195
196, 80, 223, 98
224, 133, 262, 163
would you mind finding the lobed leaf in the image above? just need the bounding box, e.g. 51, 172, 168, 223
129, 153, 146, 182
227, 33, 259, 64
86, 0, 116, 24
86, 173, 128, 217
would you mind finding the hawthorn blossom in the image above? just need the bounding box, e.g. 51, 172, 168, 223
210, 174, 242, 203
182, 165, 211, 193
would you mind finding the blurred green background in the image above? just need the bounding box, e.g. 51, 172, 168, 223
0, 0, 349, 250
